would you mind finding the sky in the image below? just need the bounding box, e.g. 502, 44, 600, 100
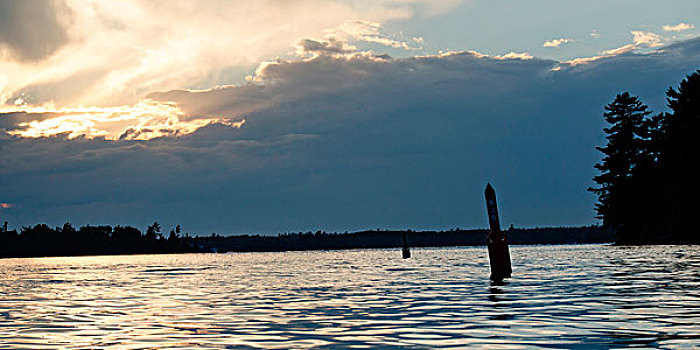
1, 0, 699, 235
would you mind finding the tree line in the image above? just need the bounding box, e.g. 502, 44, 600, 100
0, 222, 194, 258
589, 70, 700, 244
0, 222, 612, 258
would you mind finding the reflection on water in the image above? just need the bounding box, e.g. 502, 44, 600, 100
0, 245, 699, 348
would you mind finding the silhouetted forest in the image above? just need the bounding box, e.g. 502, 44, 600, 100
192, 226, 613, 253
0, 222, 193, 258
0, 221, 612, 258
589, 70, 700, 244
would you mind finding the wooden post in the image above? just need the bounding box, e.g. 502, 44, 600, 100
402, 232, 411, 259
485, 183, 512, 280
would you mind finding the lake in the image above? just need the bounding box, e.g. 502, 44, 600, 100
0, 245, 698, 349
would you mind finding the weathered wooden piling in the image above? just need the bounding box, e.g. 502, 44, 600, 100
402, 232, 411, 259
485, 183, 512, 280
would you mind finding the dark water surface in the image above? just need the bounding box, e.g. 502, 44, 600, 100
1, 245, 698, 349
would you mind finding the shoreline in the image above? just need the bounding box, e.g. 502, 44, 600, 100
1, 225, 614, 259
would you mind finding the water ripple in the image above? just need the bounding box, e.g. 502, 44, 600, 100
1, 245, 699, 348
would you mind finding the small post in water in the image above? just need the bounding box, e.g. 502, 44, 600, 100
402, 232, 411, 259
485, 183, 512, 280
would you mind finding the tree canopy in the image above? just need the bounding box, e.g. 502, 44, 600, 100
591, 70, 700, 244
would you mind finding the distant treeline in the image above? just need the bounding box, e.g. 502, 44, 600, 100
0, 222, 613, 258
194, 226, 613, 253
0, 222, 193, 258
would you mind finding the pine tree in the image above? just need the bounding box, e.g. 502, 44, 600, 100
589, 92, 653, 243
145, 221, 161, 242
658, 70, 700, 242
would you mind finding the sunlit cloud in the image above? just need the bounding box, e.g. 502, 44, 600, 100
495, 52, 533, 60
663, 22, 695, 32
324, 20, 421, 52
0, 202, 13, 209
590, 30, 601, 38
631, 31, 663, 48
0, 0, 461, 109
561, 55, 605, 66
3, 100, 244, 140
563, 30, 665, 66
563, 44, 635, 66
543, 38, 574, 48
602, 44, 637, 56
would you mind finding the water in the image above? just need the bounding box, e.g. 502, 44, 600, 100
0, 245, 698, 349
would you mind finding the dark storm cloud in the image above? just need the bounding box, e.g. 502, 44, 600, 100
296, 38, 356, 56
2, 38, 700, 234
0, 0, 73, 62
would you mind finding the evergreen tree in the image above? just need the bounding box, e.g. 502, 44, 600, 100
658, 70, 700, 242
589, 92, 654, 243
145, 222, 161, 242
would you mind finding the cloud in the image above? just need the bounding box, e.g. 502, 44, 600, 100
296, 38, 357, 57
0, 0, 461, 108
4, 37, 699, 233
602, 44, 637, 56
0, 0, 73, 62
0, 203, 13, 209
564, 31, 666, 66
1, 101, 244, 140
563, 43, 636, 66
543, 38, 574, 48
1, 21, 413, 141
327, 20, 420, 51
494, 52, 534, 60
663, 23, 695, 32
631, 30, 663, 48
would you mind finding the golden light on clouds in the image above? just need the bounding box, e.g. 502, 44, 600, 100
631, 31, 663, 48
663, 22, 695, 32
494, 52, 533, 60
543, 38, 574, 48
3, 100, 244, 140
0, 0, 462, 110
